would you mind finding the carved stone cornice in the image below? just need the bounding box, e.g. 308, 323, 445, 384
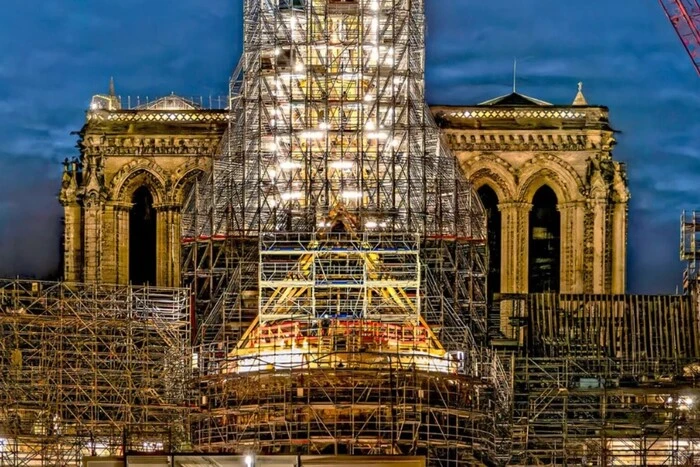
443, 131, 604, 153
431, 105, 613, 132
434, 106, 606, 122
86, 109, 228, 124
82, 136, 222, 157
498, 201, 532, 213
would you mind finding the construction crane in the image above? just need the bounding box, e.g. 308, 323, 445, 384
659, 0, 700, 75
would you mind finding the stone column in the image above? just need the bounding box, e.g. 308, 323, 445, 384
102, 200, 139, 285
499, 202, 531, 294
115, 203, 131, 285
62, 203, 83, 282
559, 201, 586, 293
101, 204, 118, 284
498, 201, 531, 338
155, 204, 181, 287
590, 198, 607, 293
611, 202, 627, 293
82, 195, 103, 283
59, 160, 82, 283
170, 208, 182, 287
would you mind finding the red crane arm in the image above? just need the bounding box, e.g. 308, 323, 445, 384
659, 0, 700, 76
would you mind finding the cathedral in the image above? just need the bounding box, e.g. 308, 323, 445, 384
61, 83, 629, 298
3, 1, 699, 466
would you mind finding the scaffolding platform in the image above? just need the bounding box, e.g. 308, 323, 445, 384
0, 280, 192, 466
500, 293, 700, 466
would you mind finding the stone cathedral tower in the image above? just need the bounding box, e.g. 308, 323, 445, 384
434, 84, 629, 296
59, 85, 227, 286
433, 85, 629, 339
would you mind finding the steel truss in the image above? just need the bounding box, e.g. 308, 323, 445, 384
0, 280, 192, 466
659, 0, 700, 76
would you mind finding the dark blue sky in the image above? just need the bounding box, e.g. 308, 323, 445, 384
0, 1, 698, 293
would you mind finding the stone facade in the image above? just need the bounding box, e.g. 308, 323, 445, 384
432, 86, 629, 302
59, 90, 227, 287
61, 85, 628, 301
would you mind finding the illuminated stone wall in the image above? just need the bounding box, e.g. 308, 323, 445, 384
59, 93, 227, 286
434, 96, 629, 297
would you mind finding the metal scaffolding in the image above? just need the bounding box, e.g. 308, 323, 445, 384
682, 211, 700, 293
181, 221, 497, 463
192, 223, 501, 465
6, 0, 699, 464
502, 293, 700, 466
181, 0, 498, 464
0, 280, 191, 466
180, 0, 489, 343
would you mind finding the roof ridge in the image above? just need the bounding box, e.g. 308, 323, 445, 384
478, 91, 553, 107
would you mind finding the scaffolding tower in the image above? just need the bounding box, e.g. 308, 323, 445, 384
193, 224, 499, 463
181, 0, 501, 464
0, 280, 192, 466
180, 0, 489, 345
681, 211, 700, 293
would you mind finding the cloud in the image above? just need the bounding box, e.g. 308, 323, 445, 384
0, 156, 62, 279
425, 0, 700, 293
0, 0, 697, 293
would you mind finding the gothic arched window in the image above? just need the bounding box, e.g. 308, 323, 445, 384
477, 185, 501, 305
528, 185, 560, 293
129, 186, 157, 285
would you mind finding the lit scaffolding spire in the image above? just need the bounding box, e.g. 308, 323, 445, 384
222, 0, 482, 238
182, 0, 490, 347
200, 0, 491, 360
187, 1, 503, 462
